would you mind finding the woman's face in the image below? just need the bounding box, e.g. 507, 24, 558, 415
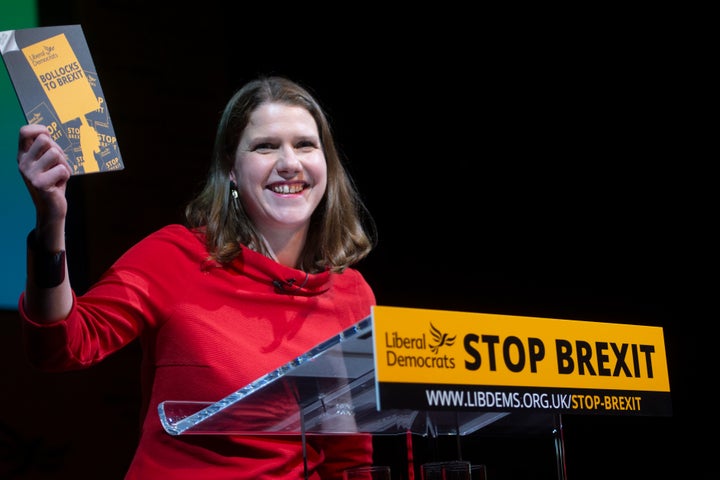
230, 102, 327, 237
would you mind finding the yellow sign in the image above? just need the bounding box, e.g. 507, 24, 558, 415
21, 33, 100, 123
372, 305, 671, 416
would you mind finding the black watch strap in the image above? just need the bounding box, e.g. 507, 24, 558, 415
27, 229, 66, 288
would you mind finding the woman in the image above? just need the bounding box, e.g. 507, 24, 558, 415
17, 76, 377, 479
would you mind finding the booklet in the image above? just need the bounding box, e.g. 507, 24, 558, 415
0, 24, 123, 174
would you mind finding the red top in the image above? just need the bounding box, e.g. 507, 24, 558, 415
19, 224, 375, 479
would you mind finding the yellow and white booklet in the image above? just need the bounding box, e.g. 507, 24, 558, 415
0, 24, 123, 174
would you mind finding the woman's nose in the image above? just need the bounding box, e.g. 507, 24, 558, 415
276, 145, 301, 173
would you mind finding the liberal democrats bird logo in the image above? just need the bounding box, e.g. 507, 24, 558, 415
429, 323, 456, 354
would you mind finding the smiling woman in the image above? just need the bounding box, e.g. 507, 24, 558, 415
229, 102, 328, 263
13, 75, 379, 479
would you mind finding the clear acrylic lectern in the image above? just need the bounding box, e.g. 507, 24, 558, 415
158, 315, 566, 478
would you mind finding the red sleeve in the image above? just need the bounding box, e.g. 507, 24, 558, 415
16, 226, 192, 371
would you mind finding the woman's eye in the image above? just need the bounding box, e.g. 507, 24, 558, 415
296, 140, 317, 151
254, 142, 276, 152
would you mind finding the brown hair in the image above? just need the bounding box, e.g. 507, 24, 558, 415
185, 76, 376, 273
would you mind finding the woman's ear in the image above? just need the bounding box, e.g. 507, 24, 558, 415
229, 179, 239, 200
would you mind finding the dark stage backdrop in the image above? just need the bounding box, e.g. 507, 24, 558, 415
0, 2, 709, 479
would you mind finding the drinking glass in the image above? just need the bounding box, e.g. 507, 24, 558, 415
471, 464, 487, 480
343, 465, 392, 480
421, 460, 471, 480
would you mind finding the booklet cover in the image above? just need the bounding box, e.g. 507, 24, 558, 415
0, 24, 123, 174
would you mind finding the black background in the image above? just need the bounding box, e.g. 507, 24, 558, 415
0, 2, 710, 479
